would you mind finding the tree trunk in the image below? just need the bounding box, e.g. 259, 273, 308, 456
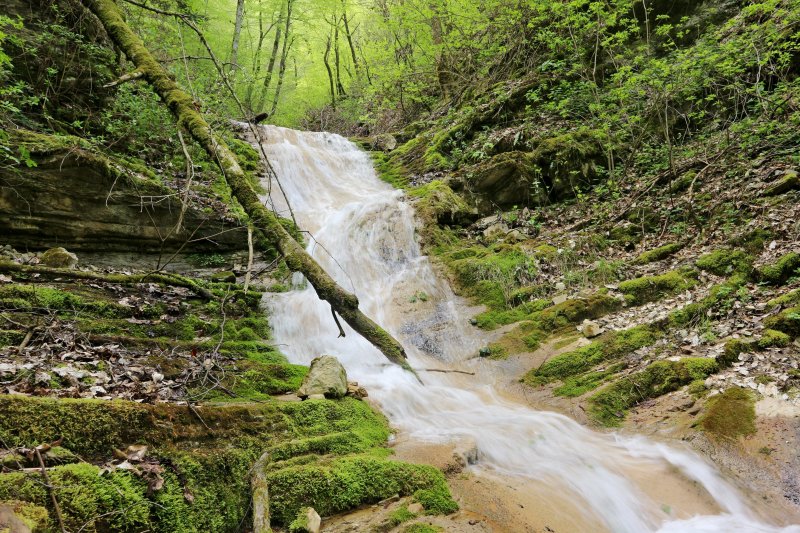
269, 0, 294, 117
333, 16, 346, 97
256, 3, 284, 112
81, 0, 412, 372
230, 0, 245, 70
341, 2, 359, 76
324, 35, 336, 109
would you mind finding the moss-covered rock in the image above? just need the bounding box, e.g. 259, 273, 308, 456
265, 456, 457, 525
758, 329, 791, 349
618, 269, 697, 306
695, 249, 752, 276
39, 247, 78, 268
633, 243, 683, 265
525, 324, 660, 385
590, 358, 718, 426
700, 387, 756, 440
756, 252, 800, 286
763, 305, 800, 337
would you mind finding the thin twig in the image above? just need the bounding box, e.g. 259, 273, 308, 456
35, 448, 67, 533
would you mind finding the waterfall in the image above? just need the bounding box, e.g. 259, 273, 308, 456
257, 125, 799, 533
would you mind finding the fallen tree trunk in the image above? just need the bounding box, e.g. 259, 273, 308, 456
0, 261, 214, 300
81, 0, 411, 371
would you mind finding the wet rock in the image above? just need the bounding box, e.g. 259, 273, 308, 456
298, 355, 348, 399
40, 247, 78, 268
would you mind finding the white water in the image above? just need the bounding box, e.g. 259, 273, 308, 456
257, 126, 799, 533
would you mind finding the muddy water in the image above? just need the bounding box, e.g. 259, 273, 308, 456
257, 125, 799, 532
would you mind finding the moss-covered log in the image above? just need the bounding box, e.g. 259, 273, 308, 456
81, 0, 410, 371
0, 261, 214, 299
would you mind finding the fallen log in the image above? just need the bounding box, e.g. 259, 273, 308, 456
81, 0, 411, 372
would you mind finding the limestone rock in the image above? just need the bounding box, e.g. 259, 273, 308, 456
578, 319, 604, 338
552, 294, 568, 305
40, 247, 78, 268
297, 355, 348, 399
292, 507, 321, 533
373, 133, 397, 152
407, 502, 424, 514
483, 221, 509, 240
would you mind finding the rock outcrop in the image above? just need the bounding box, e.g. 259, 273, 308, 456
0, 131, 247, 253
297, 355, 348, 399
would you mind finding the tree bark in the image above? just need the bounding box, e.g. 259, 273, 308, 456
269, 0, 294, 117
341, 2, 359, 76
81, 0, 412, 372
256, 3, 284, 112
324, 35, 336, 109
230, 0, 245, 70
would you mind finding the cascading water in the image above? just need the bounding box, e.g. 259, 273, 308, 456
257, 125, 799, 533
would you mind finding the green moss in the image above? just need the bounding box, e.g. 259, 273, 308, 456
526, 325, 659, 384
669, 276, 748, 327
718, 338, 755, 367
0, 329, 25, 348
700, 387, 756, 440
0, 500, 50, 531
763, 305, 800, 337
553, 363, 626, 397
388, 505, 417, 527
727, 228, 774, 255
695, 249, 753, 276
757, 252, 800, 286
371, 152, 409, 188
590, 358, 718, 426
768, 288, 800, 307
758, 329, 791, 349
0, 463, 150, 532
618, 270, 697, 306
266, 456, 456, 524
403, 524, 443, 533
408, 180, 470, 226
633, 243, 684, 265
0, 285, 125, 318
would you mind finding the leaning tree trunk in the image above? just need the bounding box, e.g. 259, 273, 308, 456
81, 0, 412, 372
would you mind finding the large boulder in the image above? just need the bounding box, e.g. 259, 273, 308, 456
297, 355, 348, 399
40, 247, 78, 268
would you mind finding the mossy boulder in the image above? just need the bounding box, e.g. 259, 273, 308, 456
700, 387, 756, 440
756, 252, 800, 286
211, 271, 237, 283
618, 269, 697, 306
633, 243, 683, 265
39, 247, 78, 268
695, 249, 752, 276
297, 355, 348, 399
0, 500, 51, 532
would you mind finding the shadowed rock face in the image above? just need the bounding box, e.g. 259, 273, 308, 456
0, 147, 247, 253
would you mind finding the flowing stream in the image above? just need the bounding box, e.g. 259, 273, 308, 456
257, 126, 799, 533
